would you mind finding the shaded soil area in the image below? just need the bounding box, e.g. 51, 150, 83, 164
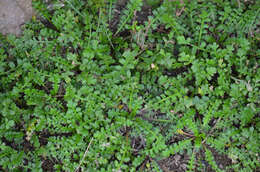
156, 147, 234, 172
134, 108, 235, 171
1, 129, 72, 171
109, 0, 153, 33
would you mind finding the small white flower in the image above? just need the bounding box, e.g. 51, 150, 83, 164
101, 143, 110, 147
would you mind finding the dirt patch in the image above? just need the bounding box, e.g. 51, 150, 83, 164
158, 153, 190, 172
202, 146, 234, 172
41, 157, 63, 172
134, 109, 234, 172
109, 0, 154, 34
155, 145, 233, 172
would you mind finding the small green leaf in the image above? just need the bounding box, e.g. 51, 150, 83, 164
177, 36, 188, 45
206, 67, 217, 76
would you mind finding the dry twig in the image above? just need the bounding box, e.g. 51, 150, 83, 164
75, 137, 94, 172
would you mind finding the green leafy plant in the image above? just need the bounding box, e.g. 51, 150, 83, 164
0, 0, 259, 171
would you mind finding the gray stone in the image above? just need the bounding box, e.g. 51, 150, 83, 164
0, 0, 33, 36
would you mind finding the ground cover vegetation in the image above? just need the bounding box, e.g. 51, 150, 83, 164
0, 0, 259, 171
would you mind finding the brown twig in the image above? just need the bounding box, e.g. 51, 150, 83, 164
176, 0, 185, 17
75, 137, 94, 172
202, 118, 222, 144
237, 0, 241, 8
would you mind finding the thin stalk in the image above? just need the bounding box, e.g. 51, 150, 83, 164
64, 0, 84, 18
115, 10, 134, 36
100, 10, 114, 48
108, 0, 113, 23
198, 18, 205, 46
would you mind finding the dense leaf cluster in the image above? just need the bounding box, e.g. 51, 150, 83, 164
0, 0, 259, 171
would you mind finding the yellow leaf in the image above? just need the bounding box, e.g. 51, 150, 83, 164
177, 129, 184, 134
118, 104, 124, 109
198, 87, 203, 95
32, 15, 36, 22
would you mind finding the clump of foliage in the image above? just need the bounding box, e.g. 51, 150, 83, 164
0, 0, 259, 171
